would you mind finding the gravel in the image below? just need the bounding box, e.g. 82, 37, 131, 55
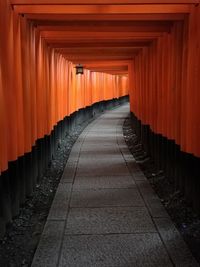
0, 118, 92, 267
123, 116, 200, 265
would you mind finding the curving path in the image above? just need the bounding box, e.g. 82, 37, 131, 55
32, 104, 198, 267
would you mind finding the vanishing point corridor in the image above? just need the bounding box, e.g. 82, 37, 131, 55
1, 1, 200, 266
32, 105, 197, 267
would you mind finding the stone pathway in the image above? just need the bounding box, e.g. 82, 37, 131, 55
31, 104, 198, 267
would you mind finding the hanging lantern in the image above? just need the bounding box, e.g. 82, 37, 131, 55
75, 64, 84, 75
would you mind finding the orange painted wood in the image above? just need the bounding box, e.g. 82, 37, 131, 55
37, 24, 171, 33
49, 41, 150, 48
128, 8, 200, 158
10, 0, 199, 4
13, 4, 191, 15
0, 0, 128, 173
25, 14, 187, 21
40, 31, 163, 39
1, 0, 200, 175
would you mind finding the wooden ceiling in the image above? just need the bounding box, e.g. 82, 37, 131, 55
11, 0, 197, 75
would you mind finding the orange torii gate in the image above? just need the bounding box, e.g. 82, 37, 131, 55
0, 0, 200, 233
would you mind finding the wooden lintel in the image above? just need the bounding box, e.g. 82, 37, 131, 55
37, 25, 171, 32
25, 13, 187, 21
63, 55, 136, 60
14, 4, 192, 15
11, 0, 199, 5
49, 41, 151, 48
41, 31, 162, 38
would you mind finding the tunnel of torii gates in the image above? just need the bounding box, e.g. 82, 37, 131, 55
0, 0, 200, 234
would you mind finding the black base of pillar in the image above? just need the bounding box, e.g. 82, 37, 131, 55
130, 111, 200, 215
0, 95, 129, 238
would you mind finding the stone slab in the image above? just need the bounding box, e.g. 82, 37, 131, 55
31, 221, 65, 267
88, 129, 119, 134
79, 150, 122, 160
78, 156, 124, 164
47, 183, 71, 221
136, 180, 170, 218
86, 133, 121, 138
83, 136, 117, 142
78, 156, 124, 165
73, 175, 135, 190
59, 234, 173, 267
60, 161, 77, 183
76, 162, 130, 176
154, 217, 199, 267
66, 207, 156, 235
80, 144, 117, 151
133, 171, 147, 181
70, 188, 145, 208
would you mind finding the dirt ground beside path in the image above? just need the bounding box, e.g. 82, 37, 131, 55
123, 116, 200, 265
0, 120, 90, 267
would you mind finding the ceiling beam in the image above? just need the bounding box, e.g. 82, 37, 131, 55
86, 66, 128, 70
41, 31, 162, 38
34, 21, 172, 26
60, 50, 140, 56
37, 24, 171, 32
49, 41, 151, 48
55, 47, 141, 52
26, 14, 187, 21
63, 55, 136, 60
11, 0, 198, 5
46, 38, 155, 44
90, 71, 128, 75
58, 51, 139, 60
11, 1, 192, 76
14, 4, 192, 14
77, 60, 131, 65
71, 60, 131, 74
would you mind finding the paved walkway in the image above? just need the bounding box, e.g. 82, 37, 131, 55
32, 104, 198, 267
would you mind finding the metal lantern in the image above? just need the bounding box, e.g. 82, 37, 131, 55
75, 64, 84, 75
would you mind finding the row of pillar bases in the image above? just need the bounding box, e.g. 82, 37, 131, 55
131, 113, 200, 214
0, 96, 129, 238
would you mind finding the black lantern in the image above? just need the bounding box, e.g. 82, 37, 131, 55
75, 64, 84, 75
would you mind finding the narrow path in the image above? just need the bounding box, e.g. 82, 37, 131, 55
32, 104, 198, 267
